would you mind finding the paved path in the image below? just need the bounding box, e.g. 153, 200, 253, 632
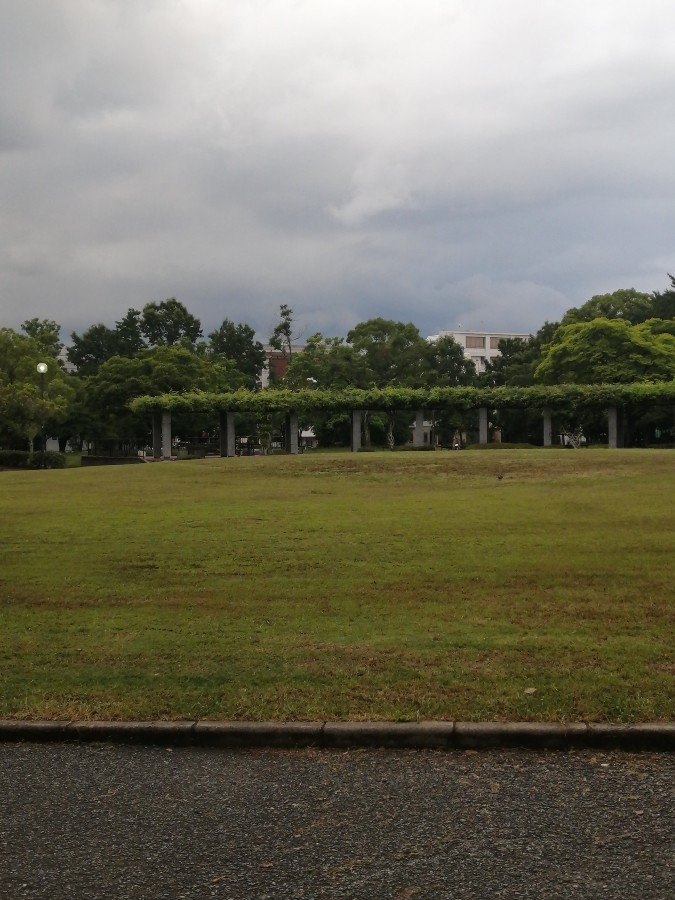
0, 744, 673, 899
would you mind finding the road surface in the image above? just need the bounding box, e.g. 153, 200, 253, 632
0, 744, 672, 899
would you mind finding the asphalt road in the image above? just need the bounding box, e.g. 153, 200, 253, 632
0, 744, 672, 899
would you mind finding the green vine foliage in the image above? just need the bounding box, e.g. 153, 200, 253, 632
130, 382, 675, 417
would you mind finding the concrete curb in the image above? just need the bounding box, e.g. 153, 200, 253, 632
0, 720, 673, 751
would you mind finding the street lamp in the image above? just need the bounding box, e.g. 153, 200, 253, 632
36, 362, 48, 468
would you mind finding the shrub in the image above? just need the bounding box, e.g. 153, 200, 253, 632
0, 449, 31, 468
0, 450, 66, 468
30, 452, 66, 469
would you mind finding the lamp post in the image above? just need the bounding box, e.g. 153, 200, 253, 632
303, 378, 318, 450
36, 362, 48, 468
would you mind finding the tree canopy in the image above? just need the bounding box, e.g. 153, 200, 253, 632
207, 319, 266, 383
269, 304, 295, 358
346, 318, 431, 387
285, 334, 372, 389
0, 329, 74, 449
68, 308, 145, 375
4, 272, 675, 452
140, 299, 202, 347
561, 288, 654, 326
535, 318, 675, 384
20, 318, 63, 359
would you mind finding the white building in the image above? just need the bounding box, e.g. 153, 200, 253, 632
427, 329, 531, 373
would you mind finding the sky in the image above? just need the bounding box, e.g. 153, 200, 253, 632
2, 0, 675, 346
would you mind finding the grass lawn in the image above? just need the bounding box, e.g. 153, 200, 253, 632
0, 449, 673, 723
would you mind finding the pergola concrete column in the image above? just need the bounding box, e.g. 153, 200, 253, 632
351, 410, 362, 452
152, 411, 163, 459
161, 410, 172, 458
478, 407, 489, 444
413, 409, 425, 448
219, 411, 236, 457
542, 409, 553, 447
607, 406, 624, 449
286, 411, 299, 454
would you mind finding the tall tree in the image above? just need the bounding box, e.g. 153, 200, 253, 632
67, 323, 122, 376
423, 335, 478, 446
208, 319, 266, 383
651, 274, 675, 321
346, 318, 430, 387
68, 308, 147, 375
140, 299, 202, 347
483, 322, 560, 387
0, 329, 74, 450
425, 335, 477, 386
345, 319, 435, 448
283, 334, 372, 445
114, 308, 146, 356
269, 304, 295, 359
20, 318, 63, 359
284, 334, 371, 389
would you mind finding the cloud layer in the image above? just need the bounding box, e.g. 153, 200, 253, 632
2, 0, 674, 342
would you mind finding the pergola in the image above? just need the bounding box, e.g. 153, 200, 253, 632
130, 383, 675, 458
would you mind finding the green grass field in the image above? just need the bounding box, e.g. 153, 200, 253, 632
1, 450, 673, 723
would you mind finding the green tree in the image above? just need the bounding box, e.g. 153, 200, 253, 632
208, 319, 266, 383
0, 329, 74, 450
425, 335, 477, 387
346, 319, 435, 448
284, 334, 371, 389
82, 345, 245, 451
20, 318, 63, 359
269, 304, 295, 360
346, 319, 431, 387
651, 274, 675, 320
478, 323, 559, 443
140, 299, 202, 347
483, 322, 559, 387
561, 288, 654, 326
535, 318, 675, 384
114, 308, 146, 356
68, 308, 147, 375
284, 334, 373, 446
636, 318, 675, 340
423, 336, 478, 447
0, 327, 40, 386
284, 325, 478, 448
67, 323, 122, 375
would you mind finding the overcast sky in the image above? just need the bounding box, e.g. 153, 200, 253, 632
2, 0, 674, 345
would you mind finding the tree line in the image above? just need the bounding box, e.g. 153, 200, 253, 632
484, 281, 675, 445
1, 277, 675, 456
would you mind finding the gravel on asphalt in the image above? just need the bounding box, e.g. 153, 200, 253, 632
0, 744, 673, 899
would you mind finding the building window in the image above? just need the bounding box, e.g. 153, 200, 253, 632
466, 335, 485, 349
489, 336, 502, 350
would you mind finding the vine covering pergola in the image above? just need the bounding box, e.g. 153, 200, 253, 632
130, 382, 675, 457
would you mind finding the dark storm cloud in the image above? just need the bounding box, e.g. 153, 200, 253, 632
1, 0, 674, 343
